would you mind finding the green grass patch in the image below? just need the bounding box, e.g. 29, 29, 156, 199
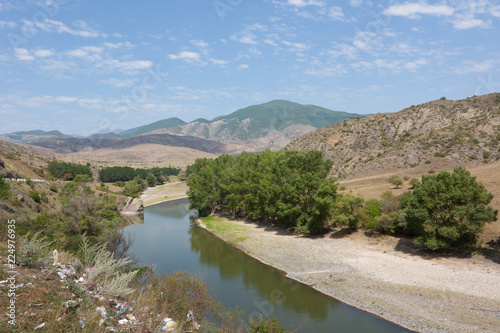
201, 216, 249, 244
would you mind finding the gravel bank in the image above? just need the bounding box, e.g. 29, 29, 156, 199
200, 218, 500, 333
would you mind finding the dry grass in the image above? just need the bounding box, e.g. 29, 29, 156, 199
338, 159, 500, 245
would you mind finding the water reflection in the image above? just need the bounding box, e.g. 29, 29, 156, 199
188, 221, 334, 320
126, 198, 411, 333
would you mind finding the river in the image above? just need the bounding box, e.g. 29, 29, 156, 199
124, 198, 410, 332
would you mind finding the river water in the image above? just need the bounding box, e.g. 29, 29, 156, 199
124, 198, 410, 332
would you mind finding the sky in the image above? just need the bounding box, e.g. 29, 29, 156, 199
0, 0, 499, 136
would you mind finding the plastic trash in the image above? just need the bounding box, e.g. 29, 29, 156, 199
96, 306, 107, 326
15, 283, 24, 289
34, 322, 45, 330
160, 317, 177, 331
125, 314, 136, 321
53, 249, 58, 265
117, 318, 129, 325
57, 272, 66, 280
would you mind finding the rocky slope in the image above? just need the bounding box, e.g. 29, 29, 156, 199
286, 93, 500, 178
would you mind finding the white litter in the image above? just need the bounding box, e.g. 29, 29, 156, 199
34, 322, 45, 330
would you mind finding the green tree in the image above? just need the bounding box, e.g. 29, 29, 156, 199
146, 174, 157, 187
332, 195, 366, 229
406, 167, 498, 250
388, 176, 403, 189
409, 178, 420, 189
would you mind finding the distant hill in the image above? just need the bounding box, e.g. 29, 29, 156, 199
119, 117, 186, 137
0, 130, 68, 143
286, 93, 500, 178
32, 133, 239, 155
144, 100, 361, 150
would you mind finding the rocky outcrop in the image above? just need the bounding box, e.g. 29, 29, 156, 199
120, 198, 143, 215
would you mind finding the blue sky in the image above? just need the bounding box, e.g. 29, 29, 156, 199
1, 0, 499, 136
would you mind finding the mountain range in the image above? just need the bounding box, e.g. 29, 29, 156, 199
0, 100, 358, 152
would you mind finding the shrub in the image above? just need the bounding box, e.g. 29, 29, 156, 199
17, 232, 52, 267
483, 151, 491, 160
79, 236, 137, 297
406, 167, 498, 250
0, 175, 10, 198
29, 190, 41, 203
49, 184, 58, 192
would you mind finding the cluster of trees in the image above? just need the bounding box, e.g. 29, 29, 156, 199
188, 149, 497, 251
187, 150, 338, 234
99, 166, 180, 183
48, 160, 93, 180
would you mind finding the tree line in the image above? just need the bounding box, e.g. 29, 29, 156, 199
187, 150, 497, 251
99, 166, 180, 183
187, 150, 338, 234
48, 160, 93, 180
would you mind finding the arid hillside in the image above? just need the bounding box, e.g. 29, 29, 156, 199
286, 93, 500, 179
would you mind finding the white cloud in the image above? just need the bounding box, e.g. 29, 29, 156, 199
455, 59, 499, 74
14, 48, 34, 61
25, 19, 103, 37
404, 58, 428, 70
327, 6, 345, 21
98, 78, 136, 87
452, 16, 490, 29
210, 58, 228, 66
101, 59, 153, 72
33, 49, 53, 57
386, 3, 454, 18
0, 20, 16, 28
349, 0, 362, 7
168, 51, 201, 63
282, 40, 309, 53
191, 39, 209, 48
286, 0, 324, 7
237, 64, 249, 70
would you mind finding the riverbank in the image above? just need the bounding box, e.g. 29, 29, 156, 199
197, 215, 500, 333
140, 182, 189, 207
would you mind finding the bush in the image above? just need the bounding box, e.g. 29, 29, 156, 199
29, 190, 41, 203
249, 317, 287, 333
49, 184, 58, 192
17, 232, 52, 267
406, 167, 498, 250
0, 175, 10, 198
79, 236, 137, 297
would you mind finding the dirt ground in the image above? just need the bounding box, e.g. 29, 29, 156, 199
200, 217, 500, 333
